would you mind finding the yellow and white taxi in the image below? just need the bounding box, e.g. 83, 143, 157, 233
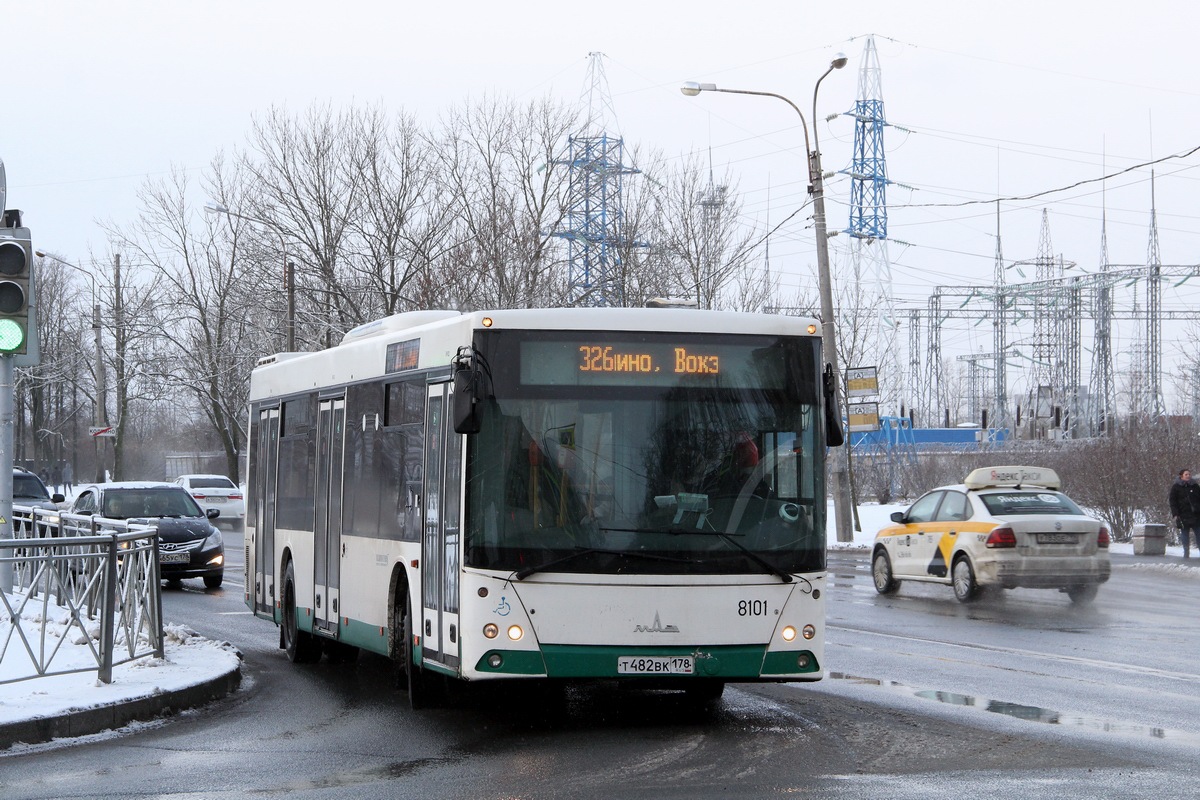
871, 466, 1111, 604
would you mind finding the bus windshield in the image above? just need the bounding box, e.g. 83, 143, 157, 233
463, 329, 826, 577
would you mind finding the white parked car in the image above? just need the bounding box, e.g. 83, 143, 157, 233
871, 466, 1111, 604
175, 474, 245, 529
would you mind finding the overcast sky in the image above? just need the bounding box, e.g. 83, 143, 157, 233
7, 1, 1199, 404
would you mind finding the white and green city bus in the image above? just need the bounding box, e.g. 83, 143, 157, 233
244, 307, 841, 706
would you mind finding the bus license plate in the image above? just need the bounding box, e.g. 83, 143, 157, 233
1037, 533, 1077, 544
617, 656, 694, 675
160, 552, 191, 564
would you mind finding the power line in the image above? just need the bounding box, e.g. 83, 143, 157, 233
897, 144, 1200, 209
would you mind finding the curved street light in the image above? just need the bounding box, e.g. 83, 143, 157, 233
681, 54, 854, 542
204, 201, 296, 352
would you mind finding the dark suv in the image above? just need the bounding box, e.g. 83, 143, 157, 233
13, 468, 65, 531
70, 482, 225, 589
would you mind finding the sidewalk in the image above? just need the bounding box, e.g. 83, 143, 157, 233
0, 610, 242, 750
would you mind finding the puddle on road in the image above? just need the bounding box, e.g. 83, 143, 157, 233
827, 671, 1197, 744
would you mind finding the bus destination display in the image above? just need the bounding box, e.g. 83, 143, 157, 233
578, 345, 718, 375
518, 336, 790, 389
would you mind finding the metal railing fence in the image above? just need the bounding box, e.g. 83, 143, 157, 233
0, 506, 164, 685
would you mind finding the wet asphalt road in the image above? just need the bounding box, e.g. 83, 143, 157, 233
2, 536, 1197, 799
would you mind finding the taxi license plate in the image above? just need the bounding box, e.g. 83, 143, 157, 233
160, 552, 191, 564
617, 656, 694, 675
1037, 532, 1077, 544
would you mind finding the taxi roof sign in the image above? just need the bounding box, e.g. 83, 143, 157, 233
964, 466, 1060, 491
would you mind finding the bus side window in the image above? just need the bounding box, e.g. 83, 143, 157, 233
277, 396, 316, 532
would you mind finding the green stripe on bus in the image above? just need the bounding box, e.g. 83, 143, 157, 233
338, 616, 392, 656
474, 650, 549, 675
760, 649, 821, 675
476, 644, 779, 679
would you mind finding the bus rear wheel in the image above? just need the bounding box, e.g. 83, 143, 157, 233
282, 560, 321, 663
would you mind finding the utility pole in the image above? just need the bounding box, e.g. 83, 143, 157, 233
1, 354, 13, 591
109, 254, 120, 480
93, 278, 108, 482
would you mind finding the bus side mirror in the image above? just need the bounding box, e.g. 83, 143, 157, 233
823, 364, 845, 447
453, 367, 481, 434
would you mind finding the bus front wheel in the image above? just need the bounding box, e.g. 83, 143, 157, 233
394, 588, 443, 709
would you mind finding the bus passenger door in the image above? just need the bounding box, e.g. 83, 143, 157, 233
313, 396, 346, 637
421, 382, 462, 672
253, 408, 280, 616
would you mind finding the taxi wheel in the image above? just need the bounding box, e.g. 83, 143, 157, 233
952, 556, 981, 603
871, 549, 900, 594
1066, 584, 1098, 605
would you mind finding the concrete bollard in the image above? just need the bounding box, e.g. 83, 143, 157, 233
1132, 523, 1167, 556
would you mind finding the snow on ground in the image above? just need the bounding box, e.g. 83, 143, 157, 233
0, 596, 241, 728
1, 500, 1193, 740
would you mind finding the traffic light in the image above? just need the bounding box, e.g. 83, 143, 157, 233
0, 225, 32, 355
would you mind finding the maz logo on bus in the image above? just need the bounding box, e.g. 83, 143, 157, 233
634, 611, 680, 633
577, 345, 720, 375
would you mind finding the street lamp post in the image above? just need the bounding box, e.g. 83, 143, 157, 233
35, 251, 108, 483
204, 202, 295, 352
681, 54, 855, 543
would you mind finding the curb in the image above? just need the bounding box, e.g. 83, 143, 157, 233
0, 661, 242, 750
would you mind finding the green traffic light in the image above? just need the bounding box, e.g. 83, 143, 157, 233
0, 318, 25, 352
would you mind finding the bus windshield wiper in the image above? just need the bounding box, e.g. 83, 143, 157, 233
711, 531, 794, 583
513, 546, 694, 580
600, 526, 794, 583
658, 527, 794, 583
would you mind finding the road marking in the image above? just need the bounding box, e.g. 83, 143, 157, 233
828, 623, 1196, 683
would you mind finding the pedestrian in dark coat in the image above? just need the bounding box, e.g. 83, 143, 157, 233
1167, 468, 1200, 558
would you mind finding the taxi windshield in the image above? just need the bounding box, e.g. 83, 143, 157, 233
980, 490, 1083, 516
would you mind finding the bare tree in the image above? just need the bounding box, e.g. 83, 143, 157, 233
18, 257, 93, 477
606, 146, 684, 308
1037, 420, 1190, 539
646, 153, 761, 310
431, 94, 576, 309
347, 106, 453, 317
109, 161, 266, 481
88, 246, 170, 480
241, 104, 364, 346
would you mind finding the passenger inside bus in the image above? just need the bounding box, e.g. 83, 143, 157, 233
663, 431, 771, 500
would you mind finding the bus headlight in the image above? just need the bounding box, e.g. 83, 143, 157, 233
483, 623, 499, 639
802, 624, 816, 640
507, 625, 523, 641
782, 625, 797, 642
